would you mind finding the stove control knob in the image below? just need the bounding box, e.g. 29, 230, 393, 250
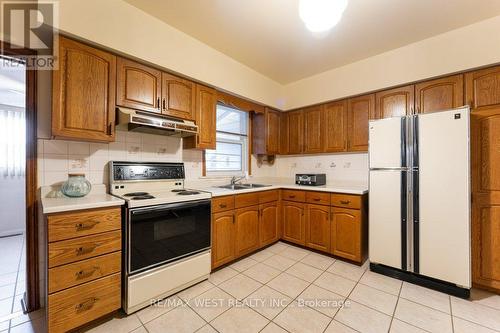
115, 167, 124, 180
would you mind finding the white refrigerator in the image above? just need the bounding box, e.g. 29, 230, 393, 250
369, 106, 471, 295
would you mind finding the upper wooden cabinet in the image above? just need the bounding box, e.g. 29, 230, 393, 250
217, 91, 265, 114
323, 100, 348, 153
287, 110, 305, 154
116, 57, 162, 113
183, 84, 217, 150
161, 73, 195, 119
466, 65, 500, 110
376, 85, 415, 119
304, 106, 324, 153
348, 94, 375, 152
279, 112, 289, 154
52, 37, 116, 142
415, 75, 464, 114
253, 108, 280, 155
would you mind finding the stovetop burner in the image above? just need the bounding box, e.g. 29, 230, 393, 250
177, 191, 201, 195
124, 192, 150, 197
131, 195, 155, 200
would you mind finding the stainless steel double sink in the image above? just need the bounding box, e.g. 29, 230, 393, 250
217, 183, 271, 190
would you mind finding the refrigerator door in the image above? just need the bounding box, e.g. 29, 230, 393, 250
369, 170, 407, 270
369, 117, 405, 169
417, 107, 471, 288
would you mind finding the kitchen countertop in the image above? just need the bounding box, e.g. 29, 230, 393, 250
41, 184, 125, 214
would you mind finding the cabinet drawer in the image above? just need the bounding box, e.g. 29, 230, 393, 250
212, 196, 234, 213
305, 191, 331, 205
281, 190, 305, 202
235, 192, 260, 208
259, 190, 279, 204
48, 273, 121, 333
48, 231, 121, 268
48, 252, 121, 293
331, 194, 361, 209
48, 207, 121, 242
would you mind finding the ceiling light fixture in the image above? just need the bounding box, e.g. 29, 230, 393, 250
299, 0, 348, 33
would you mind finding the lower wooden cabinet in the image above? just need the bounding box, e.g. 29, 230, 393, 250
260, 202, 280, 247
282, 201, 306, 245
305, 204, 330, 252
211, 211, 236, 268
330, 207, 365, 262
235, 206, 260, 256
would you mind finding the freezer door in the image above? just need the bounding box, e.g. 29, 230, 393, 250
369, 170, 406, 270
369, 117, 405, 169
417, 107, 471, 287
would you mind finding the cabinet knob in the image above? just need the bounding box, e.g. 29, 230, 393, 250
75, 297, 98, 312
75, 244, 97, 255
313, 198, 320, 201
75, 266, 100, 279
75, 221, 100, 231
219, 204, 227, 208
340, 200, 350, 205
289, 195, 296, 199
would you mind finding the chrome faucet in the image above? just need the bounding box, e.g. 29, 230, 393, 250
230, 175, 246, 185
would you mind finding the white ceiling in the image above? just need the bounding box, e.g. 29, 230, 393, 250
124, 0, 500, 84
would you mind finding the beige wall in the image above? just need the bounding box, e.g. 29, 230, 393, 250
283, 15, 500, 109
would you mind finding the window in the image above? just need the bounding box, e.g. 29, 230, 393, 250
205, 105, 248, 175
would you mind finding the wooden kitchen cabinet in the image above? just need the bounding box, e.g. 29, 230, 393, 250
304, 105, 324, 153
161, 72, 195, 120
253, 108, 281, 155
183, 84, 217, 149
52, 37, 116, 142
305, 204, 330, 252
375, 85, 415, 118
211, 211, 236, 269
279, 112, 289, 154
467, 65, 500, 292
282, 201, 306, 245
116, 57, 162, 113
415, 74, 464, 114
331, 206, 365, 262
287, 110, 305, 154
259, 202, 280, 247
234, 206, 260, 256
348, 94, 375, 152
323, 100, 348, 152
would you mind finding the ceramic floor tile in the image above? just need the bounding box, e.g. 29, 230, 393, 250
208, 267, 239, 285
84, 313, 142, 333
0, 284, 15, 300
327, 260, 367, 282
129, 326, 148, 333
298, 284, 345, 318
349, 283, 398, 315
136, 295, 183, 324
453, 316, 499, 333
469, 288, 500, 311
218, 274, 262, 300
359, 270, 402, 296
188, 287, 235, 321
177, 280, 215, 301
196, 324, 218, 333
273, 301, 331, 333
0, 273, 17, 287
389, 319, 427, 333
260, 322, 288, 333
230, 257, 259, 272
210, 306, 269, 333
285, 262, 323, 283
324, 320, 357, 333
266, 242, 289, 254
145, 305, 205, 333
395, 298, 452, 333
279, 246, 309, 261
335, 300, 392, 333
267, 272, 310, 299
400, 282, 450, 313
9, 316, 46, 333
313, 271, 356, 297
245, 285, 292, 320
242, 262, 281, 284
262, 254, 296, 271
248, 250, 275, 262
0, 298, 13, 317
451, 296, 500, 331
299, 252, 336, 271
9, 308, 45, 327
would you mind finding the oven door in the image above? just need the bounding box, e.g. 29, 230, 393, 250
128, 199, 211, 275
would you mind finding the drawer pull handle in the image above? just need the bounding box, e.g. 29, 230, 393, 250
289, 195, 296, 198
75, 221, 100, 231
340, 200, 350, 205
219, 204, 227, 208
76, 245, 97, 255
313, 198, 320, 201
75, 266, 100, 279
75, 297, 98, 312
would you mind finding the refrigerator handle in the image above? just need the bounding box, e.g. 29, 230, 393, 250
413, 115, 420, 273
401, 117, 407, 168
401, 171, 408, 271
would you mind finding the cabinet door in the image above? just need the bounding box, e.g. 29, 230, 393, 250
212, 211, 236, 269
304, 106, 324, 153
183, 84, 216, 149
282, 201, 305, 245
161, 72, 196, 120
331, 207, 361, 262
259, 202, 279, 247
305, 204, 330, 252
375, 85, 415, 119
324, 101, 348, 152
279, 112, 289, 154
52, 37, 116, 142
267, 109, 281, 154
287, 110, 304, 154
348, 94, 375, 152
116, 57, 161, 113
235, 206, 260, 257
415, 74, 464, 114
466, 66, 500, 110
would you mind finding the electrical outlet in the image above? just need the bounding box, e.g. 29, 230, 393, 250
344, 162, 351, 168
330, 162, 336, 168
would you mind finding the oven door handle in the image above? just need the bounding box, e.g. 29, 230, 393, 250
130, 199, 210, 215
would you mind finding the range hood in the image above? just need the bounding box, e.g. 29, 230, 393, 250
116, 107, 198, 137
